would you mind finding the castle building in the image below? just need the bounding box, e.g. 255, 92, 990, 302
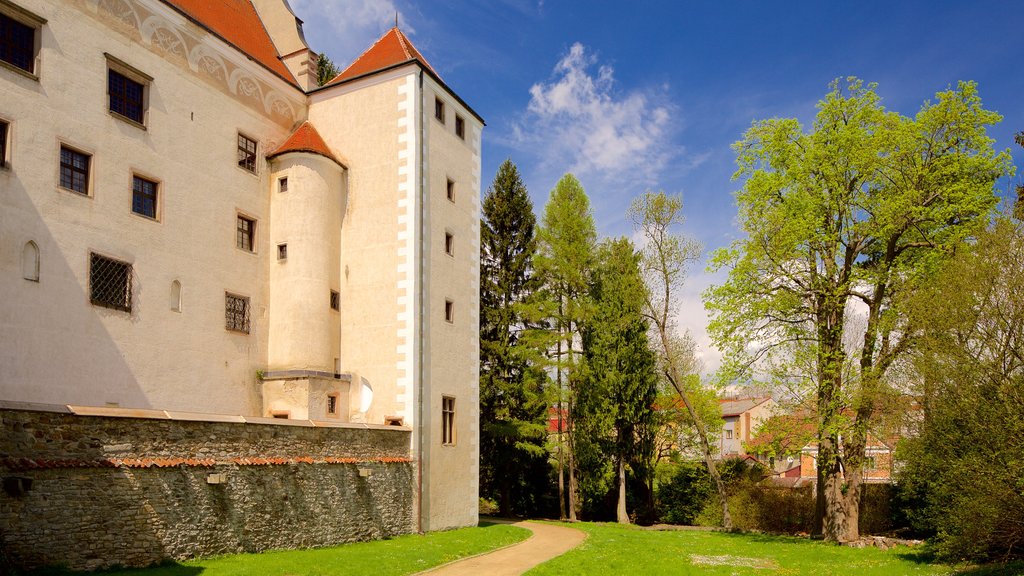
0, 0, 481, 561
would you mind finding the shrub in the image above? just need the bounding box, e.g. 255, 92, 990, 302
656, 461, 713, 525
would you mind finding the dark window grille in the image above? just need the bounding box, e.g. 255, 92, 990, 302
442, 396, 455, 445
455, 115, 465, 139
0, 120, 7, 168
330, 290, 339, 311
237, 134, 257, 173
236, 216, 255, 251
225, 293, 250, 333
327, 395, 337, 414
60, 146, 90, 194
90, 253, 132, 312
132, 175, 157, 218
434, 98, 444, 123
0, 14, 34, 74
109, 69, 144, 124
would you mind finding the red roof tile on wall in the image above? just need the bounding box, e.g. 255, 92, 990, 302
161, 0, 298, 87
327, 27, 438, 85
268, 122, 344, 166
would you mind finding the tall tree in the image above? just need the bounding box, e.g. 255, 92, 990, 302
479, 159, 549, 516
706, 79, 1012, 542
580, 238, 659, 523
533, 173, 597, 520
316, 52, 340, 87
629, 191, 731, 529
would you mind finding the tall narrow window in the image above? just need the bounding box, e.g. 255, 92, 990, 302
445, 299, 454, 323
108, 69, 144, 124
442, 396, 455, 445
277, 243, 287, 260
59, 145, 90, 195
169, 280, 181, 312
131, 175, 158, 219
0, 11, 39, 75
278, 176, 288, 192
446, 179, 455, 202
225, 293, 250, 333
21, 240, 38, 282
434, 98, 445, 123
444, 232, 454, 256
455, 115, 465, 139
90, 253, 132, 312
0, 119, 8, 168
236, 215, 256, 252
327, 394, 338, 416
330, 290, 340, 311
237, 133, 257, 173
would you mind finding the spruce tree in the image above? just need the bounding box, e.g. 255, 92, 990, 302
479, 159, 548, 516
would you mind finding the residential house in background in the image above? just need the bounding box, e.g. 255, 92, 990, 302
717, 396, 775, 458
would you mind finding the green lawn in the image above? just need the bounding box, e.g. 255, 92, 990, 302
524, 522, 1024, 576
31, 522, 530, 576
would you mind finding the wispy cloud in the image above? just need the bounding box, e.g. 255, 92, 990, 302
289, 0, 413, 64
510, 43, 681, 185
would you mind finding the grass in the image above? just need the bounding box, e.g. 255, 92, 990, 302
30, 521, 530, 576
523, 522, 1024, 576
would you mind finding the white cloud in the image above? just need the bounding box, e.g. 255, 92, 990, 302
289, 0, 413, 65
512, 43, 678, 184
674, 266, 726, 376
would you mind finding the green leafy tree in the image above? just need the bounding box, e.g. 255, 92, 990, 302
479, 160, 549, 516
532, 173, 597, 520
629, 191, 732, 529
316, 52, 340, 87
579, 238, 659, 523
706, 78, 1012, 542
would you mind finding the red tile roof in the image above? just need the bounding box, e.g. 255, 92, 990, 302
327, 27, 438, 85
268, 122, 344, 166
161, 0, 298, 88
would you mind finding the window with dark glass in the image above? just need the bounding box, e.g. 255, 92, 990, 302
446, 179, 455, 202
0, 119, 8, 168
225, 293, 250, 333
90, 253, 132, 312
59, 146, 90, 195
277, 243, 287, 260
445, 299, 454, 323
445, 232, 454, 256
236, 215, 255, 252
455, 115, 465, 139
278, 176, 288, 192
132, 175, 158, 219
109, 69, 144, 124
434, 97, 444, 123
237, 133, 257, 173
330, 290, 339, 311
0, 12, 35, 74
442, 396, 455, 445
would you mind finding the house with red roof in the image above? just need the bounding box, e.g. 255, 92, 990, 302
0, 0, 482, 568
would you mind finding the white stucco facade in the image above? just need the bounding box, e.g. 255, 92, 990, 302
0, 0, 481, 533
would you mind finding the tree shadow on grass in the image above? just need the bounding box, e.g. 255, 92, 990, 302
893, 548, 1024, 575
25, 561, 204, 576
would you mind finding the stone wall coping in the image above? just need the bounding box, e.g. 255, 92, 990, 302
261, 370, 353, 382
0, 403, 411, 433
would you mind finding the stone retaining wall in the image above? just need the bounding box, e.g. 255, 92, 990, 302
0, 406, 414, 571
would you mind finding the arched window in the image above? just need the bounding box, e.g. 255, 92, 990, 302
22, 241, 39, 282
170, 280, 181, 312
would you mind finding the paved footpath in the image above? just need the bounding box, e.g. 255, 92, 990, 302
416, 520, 587, 576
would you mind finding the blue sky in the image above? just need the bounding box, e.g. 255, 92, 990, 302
292, 0, 1024, 371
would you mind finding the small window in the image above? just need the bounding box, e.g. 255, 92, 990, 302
59, 145, 90, 195
236, 215, 256, 252
864, 456, 877, 470
170, 279, 181, 312
278, 176, 288, 192
0, 7, 42, 76
21, 240, 38, 281
442, 396, 455, 445
277, 243, 287, 260
434, 98, 444, 123
106, 58, 149, 126
330, 290, 339, 311
90, 253, 132, 312
327, 394, 338, 416
237, 133, 258, 174
131, 175, 158, 219
225, 292, 250, 333
445, 299, 454, 323
0, 119, 8, 168
725, 429, 733, 440
455, 115, 465, 139
446, 179, 455, 202
444, 232, 454, 256
271, 411, 289, 419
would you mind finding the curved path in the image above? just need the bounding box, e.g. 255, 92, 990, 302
417, 520, 586, 576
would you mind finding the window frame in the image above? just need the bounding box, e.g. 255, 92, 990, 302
236, 213, 256, 253
58, 142, 92, 196
0, 117, 9, 169
326, 393, 339, 417
434, 97, 445, 124
0, 1, 45, 80
455, 114, 465, 140
442, 396, 456, 446
237, 132, 258, 175
225, 292, 250, 334
89, 252, 133, 313
131, 173, 159, 220
276, 242, 287, 261
278, 176, 288, 192
105, 54, 151, 129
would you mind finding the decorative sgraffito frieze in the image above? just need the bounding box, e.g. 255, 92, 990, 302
76, 0, 301, 126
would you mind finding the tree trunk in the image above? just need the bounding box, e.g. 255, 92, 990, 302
567, 424, 578, 521
556, 335, 566, 521
616, 457, 629, 523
